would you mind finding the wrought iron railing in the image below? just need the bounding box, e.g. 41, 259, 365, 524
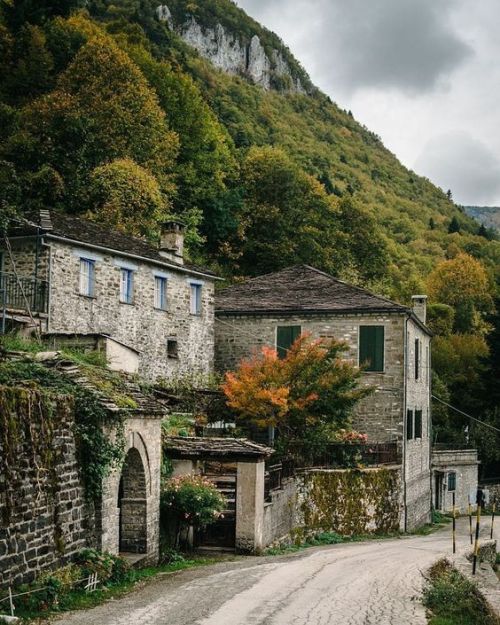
0, 272, 49, 314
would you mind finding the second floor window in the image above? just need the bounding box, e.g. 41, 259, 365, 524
277, 325, 301, 359
406, 409, 414, 440
120, 268, 134, 304
359, 326, 384, 372
415, 338, 420, 380
414, 409, 423, 439
190, 283, 202, 315
79, 258, 95, 297
155, 276, 168, 310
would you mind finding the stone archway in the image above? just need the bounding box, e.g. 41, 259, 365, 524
118, 447, 147, 554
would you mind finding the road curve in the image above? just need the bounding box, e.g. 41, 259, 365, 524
53, 519, 495, 625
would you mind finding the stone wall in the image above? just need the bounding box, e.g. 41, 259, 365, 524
0, 389, 162, 588
262, 478, 297, 547
0, 387, 88, 588
215, 312, 407, 442
262, 467, 403, 547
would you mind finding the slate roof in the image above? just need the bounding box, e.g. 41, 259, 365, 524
163, 436, 274, 460
33, 352, 167, 416
9, 210, 217, 279
216, 265, 409, 315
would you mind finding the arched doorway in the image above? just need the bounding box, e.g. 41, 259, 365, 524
118, 448, 147, 554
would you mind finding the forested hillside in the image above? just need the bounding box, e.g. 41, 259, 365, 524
0, 0, 498, 472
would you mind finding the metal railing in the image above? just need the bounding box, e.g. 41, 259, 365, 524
0, 272, 49, 314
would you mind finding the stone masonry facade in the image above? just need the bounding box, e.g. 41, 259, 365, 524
0, 393, 88, 588
2, 238, 215, 382
215, 310, 432, 530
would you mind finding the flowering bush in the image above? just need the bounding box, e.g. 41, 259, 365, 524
161, 474, 226, 533
333, 429, 368, 444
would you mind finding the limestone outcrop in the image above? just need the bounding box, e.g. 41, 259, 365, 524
155, 4, 306, 92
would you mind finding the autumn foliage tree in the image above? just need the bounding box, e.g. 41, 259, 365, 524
222, 334, 371, 445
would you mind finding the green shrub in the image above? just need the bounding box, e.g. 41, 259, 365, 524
161, 474, 225, 548
74, 548, 130, 584
424, 559, 498, 625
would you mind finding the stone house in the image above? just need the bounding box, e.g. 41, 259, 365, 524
432, 449, 479, 514
214, 265, 433, 530
1, 210, 218, 381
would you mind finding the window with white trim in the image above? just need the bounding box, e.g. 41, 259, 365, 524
79, 258, 95, 297
120, 268, 134, 304
154, 276, 168, 310
190, 283, 202, 315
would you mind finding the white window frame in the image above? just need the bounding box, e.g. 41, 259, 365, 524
79, 258, 95, 297
189, 282, 202, 316
154, 275, 168, 310
120, 268, 134, 304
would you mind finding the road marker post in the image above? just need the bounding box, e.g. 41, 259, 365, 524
468, 497, 473, 545
452, 492, 456, 554
490, 502, 496, 540
472, 505, 481, 576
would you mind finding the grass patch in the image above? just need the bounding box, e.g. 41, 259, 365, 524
263, 530, 401, 556
9, 555, 221, 623
423, 558, 499, 625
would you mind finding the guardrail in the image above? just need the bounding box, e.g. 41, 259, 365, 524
0, 272, 49, 314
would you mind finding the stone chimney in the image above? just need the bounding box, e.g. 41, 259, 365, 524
411, 295, 428, 324
159, 221, 185, 264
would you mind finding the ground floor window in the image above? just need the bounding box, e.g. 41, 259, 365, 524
447, 472, 456, 492
276, 325, 301, 359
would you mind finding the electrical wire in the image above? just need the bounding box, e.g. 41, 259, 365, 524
432, 395, 500, 434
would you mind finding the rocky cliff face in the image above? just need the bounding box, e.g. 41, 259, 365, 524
156, 4, 306, 93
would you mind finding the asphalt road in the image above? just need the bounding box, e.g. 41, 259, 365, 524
53, 518, 496, 625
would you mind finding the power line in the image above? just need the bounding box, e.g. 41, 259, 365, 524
432, 395, 500, 434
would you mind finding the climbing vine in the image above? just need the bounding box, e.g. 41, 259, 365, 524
0, 361, 125, 511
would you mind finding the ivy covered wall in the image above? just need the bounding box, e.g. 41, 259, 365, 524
298, 467, 402, 536
0, 385, 91, 588
263, 467, 403, 547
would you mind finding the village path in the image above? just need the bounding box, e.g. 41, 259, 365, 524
53, 518, 496, 625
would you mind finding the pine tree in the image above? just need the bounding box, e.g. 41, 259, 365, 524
448, 216, 460, 234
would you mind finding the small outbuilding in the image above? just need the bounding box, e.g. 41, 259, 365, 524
163, 437, 273, 552
432, 449, 479, 514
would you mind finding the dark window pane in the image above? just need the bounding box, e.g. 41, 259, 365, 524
415, 410, 422, 438
415, 338, 420, 379
359, 326, 385, 372
277, 325, 301, 359
448, 472, 456, 491
406, 409, 414, 440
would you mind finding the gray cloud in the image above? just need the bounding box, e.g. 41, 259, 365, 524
415, 132, 500, 205
239, 0, 472, 94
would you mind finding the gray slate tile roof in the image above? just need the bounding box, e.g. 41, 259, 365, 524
215, 265, 409, 315
163, 436, 273, 460
11, 210, 217, 278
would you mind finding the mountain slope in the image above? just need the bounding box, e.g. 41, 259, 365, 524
0, 0, 498, 302
464, 206, 500, 232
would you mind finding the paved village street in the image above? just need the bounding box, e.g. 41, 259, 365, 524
53, 518, 497, 625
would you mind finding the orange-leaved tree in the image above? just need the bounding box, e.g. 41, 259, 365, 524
222, 334, 372, 443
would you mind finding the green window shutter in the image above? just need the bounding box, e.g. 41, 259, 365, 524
406, 409, 414, 440
415, 338, 420, 380
359, 326, 385, 372
277, 325, 301, 359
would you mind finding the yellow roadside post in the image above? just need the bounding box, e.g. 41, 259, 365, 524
491, 502, 496, 540
468, 496, 473, 545
452, 492, 456, 554
472, 504, 481, 576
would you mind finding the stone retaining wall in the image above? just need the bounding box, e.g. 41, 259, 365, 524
262, 466, 403, 547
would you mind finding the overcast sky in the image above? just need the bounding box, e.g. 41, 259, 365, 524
236, 0, 500, 206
